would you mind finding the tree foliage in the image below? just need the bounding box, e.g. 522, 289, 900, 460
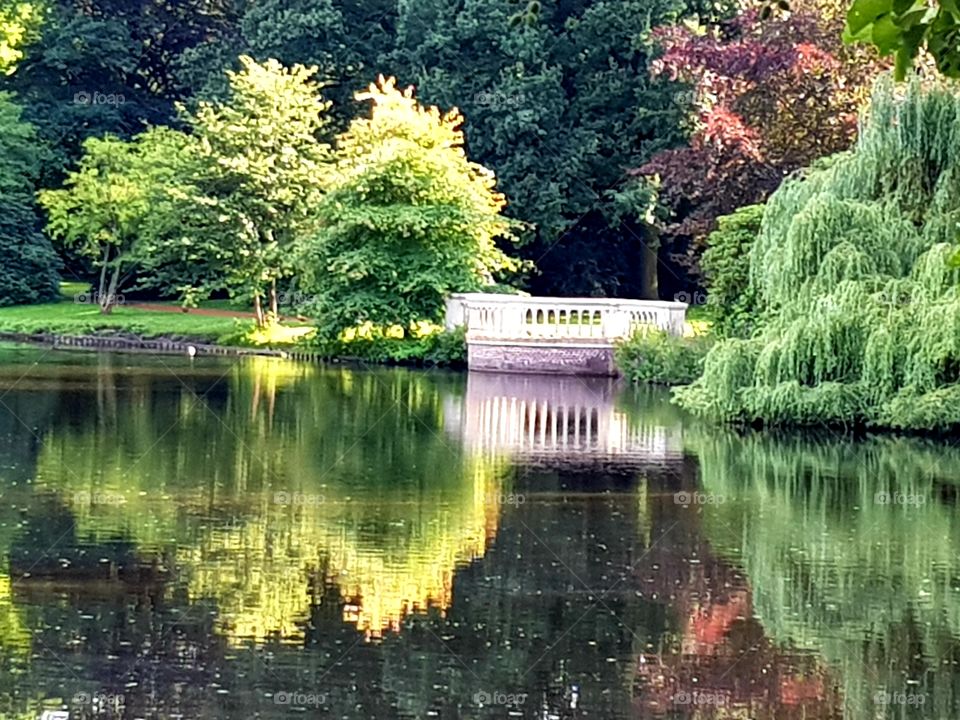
38, 135, 152, 312
700, 203, 763, 337
384, 0, 690, 297
637, 0, 884, 294
0, 92, 58, 305
844, 0, 960, 78
674, 82, 960, 432
0, 0, 41, 74
299, 77, 518, 338
0, 0, 240, 188
142, 56, 333, 324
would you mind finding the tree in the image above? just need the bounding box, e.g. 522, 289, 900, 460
0, 91, 58, 305
151, 56, 333, 325
844, 0, 960, 78
636, 0, 883, 295
2, 0, 242, 191
0, 1, 42, 74
299, 77, 519, 338
386, 0, 691, 298
38, 135, 151, 312
674, 82, 960, 432
700, 204, 763, 337
173, 0, 394, 127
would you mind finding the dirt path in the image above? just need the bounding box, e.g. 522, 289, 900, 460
127, 302, 256, 318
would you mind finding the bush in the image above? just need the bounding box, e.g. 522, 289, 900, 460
701, 204, 763, 337
309, 326, 467, 367
615, 328, 712, 386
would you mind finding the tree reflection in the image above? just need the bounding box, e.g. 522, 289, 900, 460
1, 348, 959, 718
691, 429, 960, 718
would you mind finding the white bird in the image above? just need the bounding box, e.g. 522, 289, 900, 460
186, 345, 197, 358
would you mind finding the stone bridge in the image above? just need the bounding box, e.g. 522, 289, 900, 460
445, 293, 687, 376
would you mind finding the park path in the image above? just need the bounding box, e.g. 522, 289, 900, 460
127, 302, 256, 318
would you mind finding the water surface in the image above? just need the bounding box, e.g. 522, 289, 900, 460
0, 346, 958, 719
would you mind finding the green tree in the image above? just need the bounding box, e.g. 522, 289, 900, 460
387, 0, 689, 298
700, 204, 764, 337
165, 56, 332, 325
299, 76, 519, 338
844, 0, 960, 78
38, 135, 151, 312
174, 0, 394, 126
0, 91, 58, 304
0, 1, 42, 74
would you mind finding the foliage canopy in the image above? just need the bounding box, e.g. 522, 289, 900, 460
674, 82, 960, 431
0, 92, 58, 305
299, 77, 518, 339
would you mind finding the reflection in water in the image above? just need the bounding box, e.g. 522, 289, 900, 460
692, 430, 960, 719
30, 356, 504, 642
0, 347, 957, 718
446, 373, 684, 469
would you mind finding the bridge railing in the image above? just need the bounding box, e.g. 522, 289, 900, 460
445, 293, 688, 340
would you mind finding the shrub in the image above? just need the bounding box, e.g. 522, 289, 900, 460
701, 204, 763, 337
309, 325, 467, 367
616, 328, 713, 386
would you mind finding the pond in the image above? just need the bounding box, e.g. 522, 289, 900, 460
0, 345, 958, 719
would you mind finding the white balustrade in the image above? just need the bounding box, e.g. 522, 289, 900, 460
445, 293, 687, 341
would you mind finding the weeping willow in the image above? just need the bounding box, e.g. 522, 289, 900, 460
675, 81, 960, 430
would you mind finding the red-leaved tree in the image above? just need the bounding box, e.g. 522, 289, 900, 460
636, 1, 885, 294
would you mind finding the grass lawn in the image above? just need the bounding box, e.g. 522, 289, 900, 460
0, 283, 316, 344
0, 301, 247, 340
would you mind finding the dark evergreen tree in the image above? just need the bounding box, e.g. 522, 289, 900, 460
0, 93, 59, 305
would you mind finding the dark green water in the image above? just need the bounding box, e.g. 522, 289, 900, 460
0, 346, 959, 719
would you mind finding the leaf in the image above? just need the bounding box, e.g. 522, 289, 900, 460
847, 0, 894, 35
870, 15, 904, 53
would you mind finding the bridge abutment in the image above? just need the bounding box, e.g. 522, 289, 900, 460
467, 340, 617, 376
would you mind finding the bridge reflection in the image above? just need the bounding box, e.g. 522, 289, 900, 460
445, 372, 685, 470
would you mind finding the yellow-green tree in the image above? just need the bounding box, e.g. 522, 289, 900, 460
299, 77, 519, 339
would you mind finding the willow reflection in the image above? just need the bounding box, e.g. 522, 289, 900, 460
691, 430, 960, 718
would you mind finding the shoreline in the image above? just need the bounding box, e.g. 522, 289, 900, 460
0, 330, 464, 369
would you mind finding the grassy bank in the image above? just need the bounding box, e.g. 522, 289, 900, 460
0, 291, 465, 367
0, 301, 248, 340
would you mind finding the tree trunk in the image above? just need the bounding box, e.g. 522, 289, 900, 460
269, 279, 279, 318
253, 294, 265, 327
101, 262, 122, 314
640, 227, 660, 301
97, 245, 110, 307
